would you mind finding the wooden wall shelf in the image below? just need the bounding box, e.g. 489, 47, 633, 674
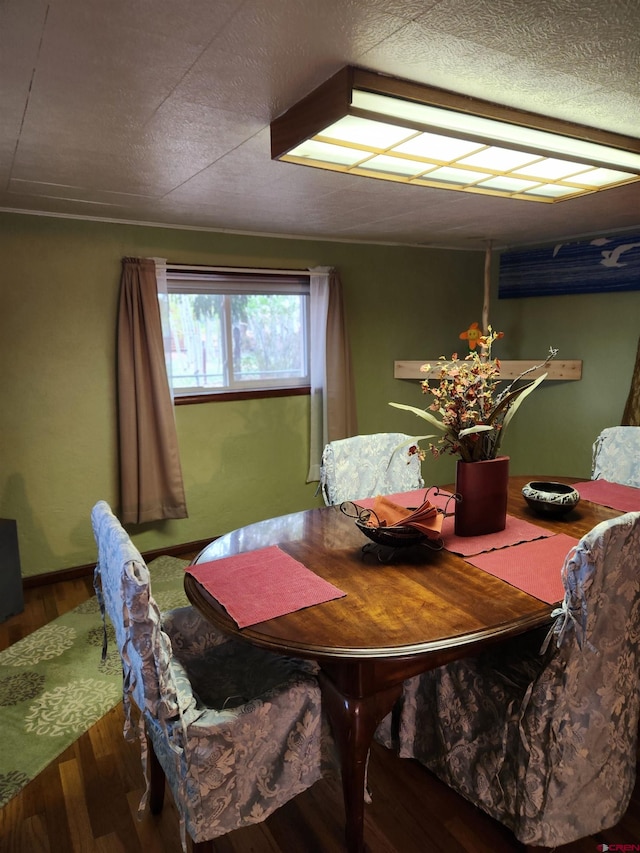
394, 359, 582, 381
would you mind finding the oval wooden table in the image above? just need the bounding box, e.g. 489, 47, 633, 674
185, 475, 618, 852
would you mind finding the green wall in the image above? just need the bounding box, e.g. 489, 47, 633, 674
1, 211, 637, 577
489, 284, 639, 477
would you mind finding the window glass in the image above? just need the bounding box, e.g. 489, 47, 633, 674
164, 268, 310, 397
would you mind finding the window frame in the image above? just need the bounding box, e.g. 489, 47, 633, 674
163, 266, 311, 404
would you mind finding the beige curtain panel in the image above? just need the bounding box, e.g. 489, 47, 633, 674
117, 258, 188, 523
307, 267, 358, 481
623, 335, 640, 426
326, 268, 358, 442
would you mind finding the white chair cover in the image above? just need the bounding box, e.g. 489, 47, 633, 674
376, 512, 640, 847
320, 432, 424, 506
91, 501, 335, 846
592, 425, 640, 486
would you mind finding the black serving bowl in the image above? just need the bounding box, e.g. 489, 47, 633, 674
522, 481, 580, 517
355, 520, 426, 548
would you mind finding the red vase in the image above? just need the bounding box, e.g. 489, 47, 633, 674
454, 456, 509, 537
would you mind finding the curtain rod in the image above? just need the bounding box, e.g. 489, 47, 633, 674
165, 263, 310, 275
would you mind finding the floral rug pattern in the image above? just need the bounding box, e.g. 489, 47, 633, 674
0, 556, 188, 808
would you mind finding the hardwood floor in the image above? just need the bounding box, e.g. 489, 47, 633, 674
1, 568, 639, 852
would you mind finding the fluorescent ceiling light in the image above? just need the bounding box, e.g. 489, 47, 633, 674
271, 67, 640, 203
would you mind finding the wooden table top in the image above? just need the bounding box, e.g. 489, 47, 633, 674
185, 475, 619, 665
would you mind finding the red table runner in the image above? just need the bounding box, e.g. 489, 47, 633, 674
440, 513, 554, 556
354, 490, 554, 556
465, 533, 579, 604
186, 545, 346, 628
573, 479, 640, 512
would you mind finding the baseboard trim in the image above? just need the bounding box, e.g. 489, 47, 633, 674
22, 538, 214, 589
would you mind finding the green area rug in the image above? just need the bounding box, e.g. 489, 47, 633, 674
0, 556, 188, 808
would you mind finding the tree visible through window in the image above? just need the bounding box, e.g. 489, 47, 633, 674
163, 268, 310, 397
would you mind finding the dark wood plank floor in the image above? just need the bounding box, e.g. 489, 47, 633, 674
1, 568, 639, 852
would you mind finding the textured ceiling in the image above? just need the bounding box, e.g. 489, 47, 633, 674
1, 0, 639, 249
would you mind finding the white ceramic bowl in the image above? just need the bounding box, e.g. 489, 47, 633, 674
522, 481, 580, 517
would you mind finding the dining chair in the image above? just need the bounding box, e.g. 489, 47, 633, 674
375, 511, 640, 848
592, 425, 640, 486
91, 500, 336, 852
319, 432, 424, 506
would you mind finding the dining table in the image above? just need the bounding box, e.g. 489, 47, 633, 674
184, 474, 625, 853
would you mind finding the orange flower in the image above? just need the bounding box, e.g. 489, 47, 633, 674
459, 321, 482, 350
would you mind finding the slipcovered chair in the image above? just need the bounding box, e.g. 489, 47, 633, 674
320, 432, 424, 506
91, 500, 335, 852
592, 425, 640, 486
376, 511, 640, 848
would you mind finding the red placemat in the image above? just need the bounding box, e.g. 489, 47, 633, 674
465, 533, 579, 604
187, 546, 346, 628
441, 513, 555, 556
573, 479, 640, 512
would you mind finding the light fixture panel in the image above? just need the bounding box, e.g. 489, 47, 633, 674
395, 132, 484, 160
478, 175, 543, 192
458, 147, 540, 171
357, 154, 427, 177
289, 139, 366, 166
572, 167, 637, 186
516, 158, 589, 180
322, 116, 415, 149
423, 166, 493, 185
524, 184, 581, 198
271, 67, 640, 202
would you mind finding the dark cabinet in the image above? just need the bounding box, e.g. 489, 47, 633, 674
0, 519, 24, 622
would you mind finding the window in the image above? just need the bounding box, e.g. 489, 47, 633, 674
162, 266, 310, 400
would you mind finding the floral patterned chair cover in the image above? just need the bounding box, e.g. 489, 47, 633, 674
592, 425, 640, 486
320, 432, 424, 506
91, 500, 335, 851
375, 511, 640, 847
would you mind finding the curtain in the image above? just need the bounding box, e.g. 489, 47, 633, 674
622, 335, 640, 425
307, 267, 358, 481
153, 257, 175, 399
117, 258, 188, 523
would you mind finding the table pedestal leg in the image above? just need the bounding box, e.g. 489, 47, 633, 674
319, 671, 402, 853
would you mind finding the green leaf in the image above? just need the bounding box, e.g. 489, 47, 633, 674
493, 372, 547, 455
501, 373, 547, 432
458, 424, 493, 439
389, 401, 447, 433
